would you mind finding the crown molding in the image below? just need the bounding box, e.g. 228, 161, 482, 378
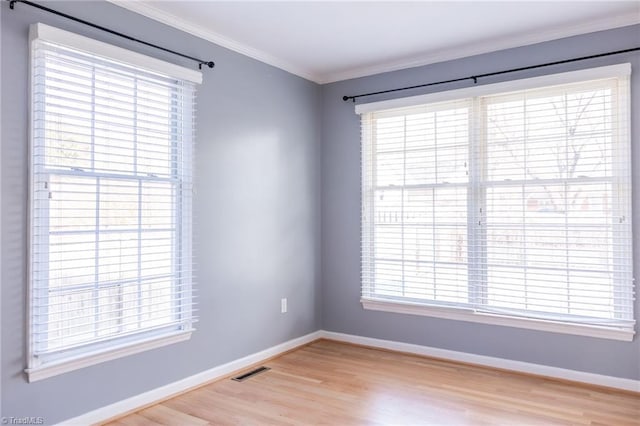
321, 11, 640, 83
106, 1, 639, 85
105, 0, 322, 82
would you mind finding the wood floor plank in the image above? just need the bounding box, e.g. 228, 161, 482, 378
105, 339, 640, 425
108, 413, 164, 426
137, 404, 210, 426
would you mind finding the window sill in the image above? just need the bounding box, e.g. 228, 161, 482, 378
26, 330, 193, 382
361, 298, 634, 342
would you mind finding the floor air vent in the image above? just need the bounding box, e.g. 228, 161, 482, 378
232, 366, 271, 382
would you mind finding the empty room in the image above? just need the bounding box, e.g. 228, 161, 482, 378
1, 0, 639, 424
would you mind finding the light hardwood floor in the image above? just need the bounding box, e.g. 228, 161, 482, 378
107, 339, 640, 425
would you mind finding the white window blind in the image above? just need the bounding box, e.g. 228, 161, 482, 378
28, 23, 198, 377
360, 65, 634, 340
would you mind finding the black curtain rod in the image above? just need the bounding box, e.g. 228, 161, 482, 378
342, 47, 640, 102
8, 0, 215, 70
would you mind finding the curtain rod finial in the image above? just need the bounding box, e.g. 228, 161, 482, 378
342, 95, 350, 102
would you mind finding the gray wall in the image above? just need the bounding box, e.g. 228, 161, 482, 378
1, 1, 639, 423
321, 24, 640, 381
1, 1, 321, 423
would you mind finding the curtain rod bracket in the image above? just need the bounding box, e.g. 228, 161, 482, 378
9, 0, 15, 9
199, 61, 215, 70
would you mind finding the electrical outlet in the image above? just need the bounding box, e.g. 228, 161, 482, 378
281, 298, 287, 314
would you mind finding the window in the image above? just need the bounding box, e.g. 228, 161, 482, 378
360, 64, 634, 340
28, 23, 200, 381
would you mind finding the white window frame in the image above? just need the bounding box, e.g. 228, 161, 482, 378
359, 64, 634, 341
26, 23, 200, 382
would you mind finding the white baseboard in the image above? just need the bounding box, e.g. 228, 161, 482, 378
318, 330, 640, 393
58, 331, 323, 426
59, 328, 639, 425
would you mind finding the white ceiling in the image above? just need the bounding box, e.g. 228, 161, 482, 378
111, 1, 640, 83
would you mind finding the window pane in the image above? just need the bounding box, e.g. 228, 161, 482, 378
140, 278, 173, 329
142, 182, 174, 229
48, 233, 95, 289
42, 59, 93, 171
94, 71, 136, 174
374, 260, 403, 297
100, 179, 139, 229
98, 232, 139, 283
49, 175, 96, 232
137, 80, 173, 178
98, 284, 139, 336
434, 187, 468, 303
46, 289, 95, 351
